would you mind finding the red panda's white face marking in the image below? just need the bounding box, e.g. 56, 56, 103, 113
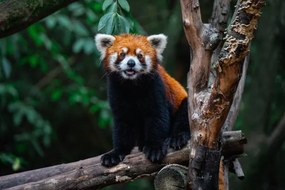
95, 33, 167, 80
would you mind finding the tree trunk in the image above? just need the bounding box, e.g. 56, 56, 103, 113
0, 0, 78, 38
179, 0, 265, 189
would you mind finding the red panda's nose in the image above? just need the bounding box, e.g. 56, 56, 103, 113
127, 59, 136, 68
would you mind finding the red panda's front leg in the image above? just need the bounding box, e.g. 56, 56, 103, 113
101, 118, 135, 167
142, 104, 170, 163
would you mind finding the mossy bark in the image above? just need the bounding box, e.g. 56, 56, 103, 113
0, 0, 77, 38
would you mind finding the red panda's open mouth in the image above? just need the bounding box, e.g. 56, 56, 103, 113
123, 69, 137, 76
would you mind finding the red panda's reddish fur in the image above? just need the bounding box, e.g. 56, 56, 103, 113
157, 65, 187, 112
105, 34, 157, 70
104, 34, 187, 113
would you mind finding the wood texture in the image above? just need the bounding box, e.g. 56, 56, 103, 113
0, 0, 77, 38
179, 0, 265, 189
154, 164, 188, 190
0, 131, 245, 190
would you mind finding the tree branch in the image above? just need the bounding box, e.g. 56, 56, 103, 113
210, 0, 231, 34
206, 0, 264, 146
1, 148, 188, 190
180, 0, 212, 96
209, 0, 231, 73
180, 0, 264, 189
0, 0, 78, 38
0, 131, 246, 190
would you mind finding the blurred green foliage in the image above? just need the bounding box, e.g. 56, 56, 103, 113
0, 0, 115, 172
0, 0, 152, 189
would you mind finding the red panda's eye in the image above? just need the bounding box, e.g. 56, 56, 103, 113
119, 52, 126, 59
137, 53, 143, 60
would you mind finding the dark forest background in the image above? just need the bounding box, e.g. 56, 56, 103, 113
0, 0, 284, 189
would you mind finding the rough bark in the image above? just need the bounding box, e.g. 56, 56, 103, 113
0, 0, 78, 38
0, 131, 245, 190
221, 55, 249, 189
154, 164, 188, 190
179, 0, 265, 189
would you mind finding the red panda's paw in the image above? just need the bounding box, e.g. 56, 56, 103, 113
143, 140, 169, 163
170, 132, 190, 150
101, 150, 125, 167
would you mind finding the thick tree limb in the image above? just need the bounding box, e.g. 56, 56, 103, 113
180, 0, 212, 97
0, 0, 78, 38
201, 0, 264, 148
0, 131, 246, 190
2, 148, 189, 190
223, 55, 249, 132
221, 54, 249, 189
180, 0, 264, 189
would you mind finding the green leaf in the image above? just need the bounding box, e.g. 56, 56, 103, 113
8, 102, 24, 126
45, 16, 56, 29
57, 15, 72, 29
83, 40, 95, 55
68, 3, 85, 16
117, 14, 130, 33
73, 21, 89, 36
29, 55, 40, 67
51, 89, 62, 101
2, 57, 12, 78
98, 13, 115, 34
89, 104, 100, 113
102, 0, 114, 11
12, 158, 21, 171
99, 109, 111, 128
91, 2, 102, 12
73, 39, 85, 53
0, 153, 22, 171
0, 84, 18, 97
118, 0, 130, 12
107, 3, 118, 13
27, 25, 44, 46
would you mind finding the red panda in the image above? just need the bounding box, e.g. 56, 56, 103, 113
95, 33, 190, 167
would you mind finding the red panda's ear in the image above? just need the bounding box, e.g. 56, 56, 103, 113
95, 34, 115, 59
147, 34, 168, 55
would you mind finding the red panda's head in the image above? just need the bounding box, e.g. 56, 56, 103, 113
95, 33, 167, 80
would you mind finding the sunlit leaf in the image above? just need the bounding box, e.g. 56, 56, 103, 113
12, 158, 21, 171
